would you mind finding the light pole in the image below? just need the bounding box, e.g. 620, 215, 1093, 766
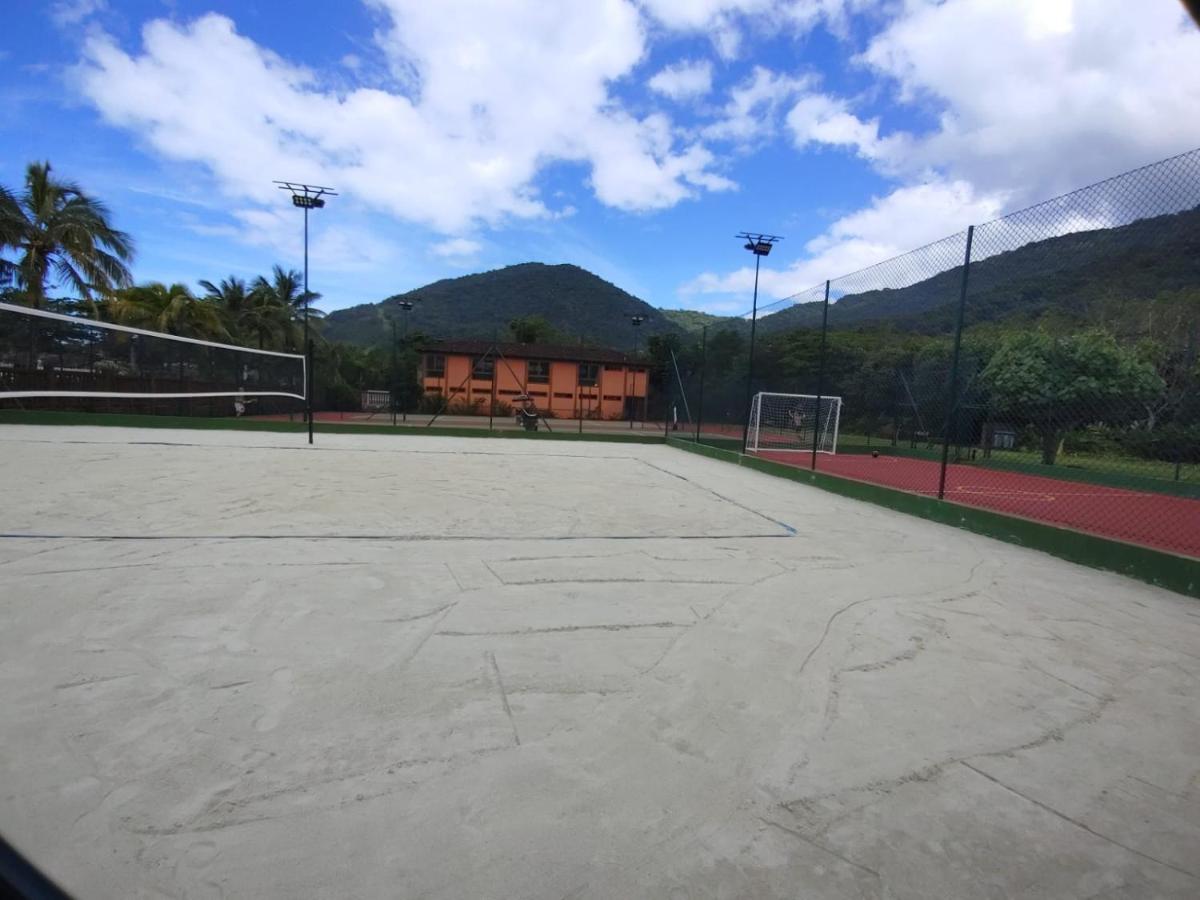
275, 180, 336, 444
736, 232, 782, 452
630, 314, 645, 429
394, 300, 414, 423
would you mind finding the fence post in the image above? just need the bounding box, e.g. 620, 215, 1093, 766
695, 326, 707, 443
811, 280, 831, 471
938, 225, 975, 499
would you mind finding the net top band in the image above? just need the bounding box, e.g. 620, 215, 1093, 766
0, 301, 307, 360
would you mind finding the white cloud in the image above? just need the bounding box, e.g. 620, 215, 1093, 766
681, 179, 1005, 303
704, 66, 811, 143
855, 0, 1200, 201
76, 4, 733, 238
647, 59, 713, 101
682, 0, 1200, 306
431, 237, 482, 258
786, 92, 906, 164
51, 0, 106, 27
196, 206, 400, 276
637, 0, 869, 58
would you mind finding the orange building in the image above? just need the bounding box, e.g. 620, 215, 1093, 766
419, 340, 648, 420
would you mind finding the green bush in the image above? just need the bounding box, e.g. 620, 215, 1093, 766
1111, 424, 1200, 463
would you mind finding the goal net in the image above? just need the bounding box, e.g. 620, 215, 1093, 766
0, 301, 306, 415
747, 392, 842, 454
361, 390, 391, 411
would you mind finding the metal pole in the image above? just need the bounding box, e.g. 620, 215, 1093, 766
695, 326, 707, 443
741, 252, 762, 452
663, 357, 671, 440
391, 319, 397, 427
303, 204, 312, 429
306, 338, 314, 445
938, 225, 975, 500
402, 307, 409, 422
631, 328, 639, 429
488, 333, 496, 433
811, 280, 831, 471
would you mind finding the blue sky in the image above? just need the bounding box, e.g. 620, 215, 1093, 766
3, 0, 1198, 315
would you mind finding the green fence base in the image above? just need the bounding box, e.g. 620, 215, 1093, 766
0, 410, 666, 445
669, 438, 1199, 599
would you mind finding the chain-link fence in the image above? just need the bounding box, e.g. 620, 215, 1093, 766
679, 147, 1200, 558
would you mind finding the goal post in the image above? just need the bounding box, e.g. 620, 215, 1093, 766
747, 392, 842, 454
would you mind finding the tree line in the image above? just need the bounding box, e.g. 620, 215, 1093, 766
657, 288, 1198, 466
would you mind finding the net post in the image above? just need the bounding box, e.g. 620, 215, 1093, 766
811, 280, 831, 470
938, 225, 974, 499
306, 337, 314, 445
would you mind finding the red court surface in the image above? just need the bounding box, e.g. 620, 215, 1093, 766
758, 451, 1200, 559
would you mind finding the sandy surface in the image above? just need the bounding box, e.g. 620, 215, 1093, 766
1, 425, 1198, 899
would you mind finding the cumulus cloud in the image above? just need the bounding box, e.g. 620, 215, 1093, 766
76, 3, 732, 237
682, 0, 1200, 308
856, 0, 1200, 201
681, 179, 1005, 304
648, 59, 713, 101
703, 67, 811, 143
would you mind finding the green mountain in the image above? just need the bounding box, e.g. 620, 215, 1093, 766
322, 207, 1198, 351
322, 262, 681, 349
758, 206, 1200, 335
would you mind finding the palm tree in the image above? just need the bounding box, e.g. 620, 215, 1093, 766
109, 282, 227, 340
251, 264, 323, 350
199, 275, 259, 345
0, 161, 134, 308
0, 185, 22, 289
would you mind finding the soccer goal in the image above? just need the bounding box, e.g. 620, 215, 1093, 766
361, 390, 391, 411
747, 392, 842, 454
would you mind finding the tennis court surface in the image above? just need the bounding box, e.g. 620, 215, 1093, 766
757, 451, 1200, 558
2, 426, 1198, 899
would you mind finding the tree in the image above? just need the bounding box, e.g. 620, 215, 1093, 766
981, 329, 1164, 465
0, 161, 134, 308
109, 282, 227, 340
508, 314, 559, 344
250, 265, 323, 351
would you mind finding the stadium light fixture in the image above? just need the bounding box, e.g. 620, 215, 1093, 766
736, 232, 783, 452
274, 181, 337, 443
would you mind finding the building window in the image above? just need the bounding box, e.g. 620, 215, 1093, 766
603, 394, 621, 401
472, 356, 494, 380
527, 360, 550, 383
554, 392, 573, 399
425, 353, 445, 377
578, 362, 599, 386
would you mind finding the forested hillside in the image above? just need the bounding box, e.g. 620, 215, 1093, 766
323, 263, 679, 349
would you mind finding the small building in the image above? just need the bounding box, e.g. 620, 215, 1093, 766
419, 340, 648, 420
988, 422, 1018, 450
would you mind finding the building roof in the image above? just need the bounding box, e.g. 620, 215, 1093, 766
418, 339, 641, 366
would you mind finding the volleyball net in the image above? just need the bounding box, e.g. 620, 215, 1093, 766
0, 301, 306, 417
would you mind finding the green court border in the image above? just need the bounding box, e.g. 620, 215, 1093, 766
669, 438, 1199, 599
0, 410, 665, 445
